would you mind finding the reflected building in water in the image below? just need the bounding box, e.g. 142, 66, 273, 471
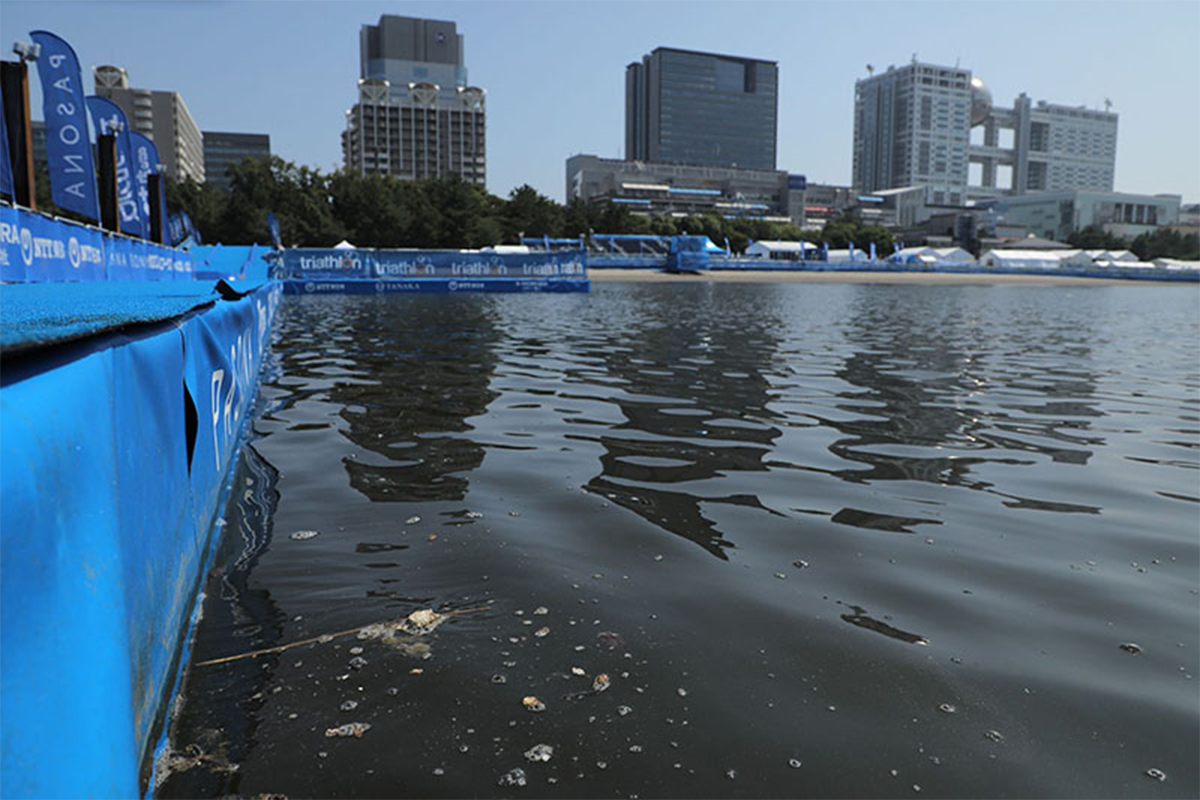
579, 288, 789, 558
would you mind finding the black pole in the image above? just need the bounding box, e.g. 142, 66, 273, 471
147, 173, 164, 244
0, 60, 36, 209
97, 134, 119, 231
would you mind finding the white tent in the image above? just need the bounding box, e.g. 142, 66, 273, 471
333, 240, 356, 250
744, 240, 818, 259
1052, 249, 1095, 267
980, 249, 1064, 270
1155, 258, 1200, 271
889, 246, 975, 265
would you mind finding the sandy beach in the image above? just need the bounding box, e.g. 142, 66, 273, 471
586, 268, 1175, 286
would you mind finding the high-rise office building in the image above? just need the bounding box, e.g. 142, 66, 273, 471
852, 61, 975, 205
93, 65, 205, 183
203, 132, 271, 192
625, 47, 778, 171
341, 14, 486, 184
852, 59, 1118, 204
969, 95, 1117, 197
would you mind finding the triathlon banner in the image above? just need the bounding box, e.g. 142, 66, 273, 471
282, 247, 587, 280
0, 205, 192, 282
29, 30, 99, 221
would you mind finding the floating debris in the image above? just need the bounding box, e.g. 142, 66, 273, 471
497, 767, 527, 787
398, 608, 447, 635
534, 627, 550, 638
677, 687, 688, 698
492, 674, 508, 685
774, 572, 787, 580
1145, 767, 1166, 781
289, 530, 320, 541
617, 705, 633, 717
524, 744, 554, 762
325, 722, 371, 738
593, 674, 611, 692
571, 667, 586, 676
596, 630, 625, 651
348, 656, 368, 670
409, 668, 423, 675
1119, 642, 1142, 654
984, 730, 1004, 743
349, 646, 363, 655
789, 758, 802, 768
726, 769, 737, 780
466, 511, 484, 519
533, 606, 549, 616
938, 703, 957, 714
793, 560, 809, 569
654, 554, 664, 562
405, 516, 421, 525
523, 696, 546, 712
629, 744, 643, 753
339, 700, 358, 712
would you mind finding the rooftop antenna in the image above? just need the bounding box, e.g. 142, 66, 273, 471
955, 56, 960, 68
911, 52, 918, 64
1104, 97, 1112, 112
866, 63, 874, 76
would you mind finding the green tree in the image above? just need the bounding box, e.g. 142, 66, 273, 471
1066, 225, 1129, 252
1130, 227, 1200, 261
501, 184, 564, 242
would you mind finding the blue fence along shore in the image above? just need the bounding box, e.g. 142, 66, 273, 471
280, 245, 590, 293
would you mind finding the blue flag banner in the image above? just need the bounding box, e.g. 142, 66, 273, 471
266, 211, 281, 250
167, 211, 187, 246
0, 83, 13, 199
129, 132, 159, 236
29, 31, 99, 221
86, 96, 144, 238
283, 247, 587, 281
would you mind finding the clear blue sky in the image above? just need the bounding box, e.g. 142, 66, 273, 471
2, 0, 1197, 204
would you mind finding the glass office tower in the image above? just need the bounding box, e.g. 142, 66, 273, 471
625, 47, 778, 171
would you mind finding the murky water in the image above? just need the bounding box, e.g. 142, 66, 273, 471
159, 282, 1199, 799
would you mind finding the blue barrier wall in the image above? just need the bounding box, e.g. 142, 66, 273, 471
280, 247, 590, 294
0, 280, 281, 798
1, 205, 194, 282
282, 246, 587, 280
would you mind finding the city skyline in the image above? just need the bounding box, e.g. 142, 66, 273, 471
1, 0, 1197, 204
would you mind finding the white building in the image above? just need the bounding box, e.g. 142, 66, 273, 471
969, 95, 1117, 199
93, 65, 205, 182
1000, 190, 1180, 241
853, 61, 974, 205
853, 59, 1119, 205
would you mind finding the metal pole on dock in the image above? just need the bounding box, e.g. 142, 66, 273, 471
147, 173, 164, 244
96, 133, 119, 231
0, 59, 36, 209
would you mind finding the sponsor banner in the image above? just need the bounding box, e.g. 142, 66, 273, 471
283, 277, 591, 295
29, 30, 99, 221
86, 96, 144, 238
0, 205, 195, 282
0, 204, 105, 281
283, 248, 369, 279
283, 248, 588, 281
